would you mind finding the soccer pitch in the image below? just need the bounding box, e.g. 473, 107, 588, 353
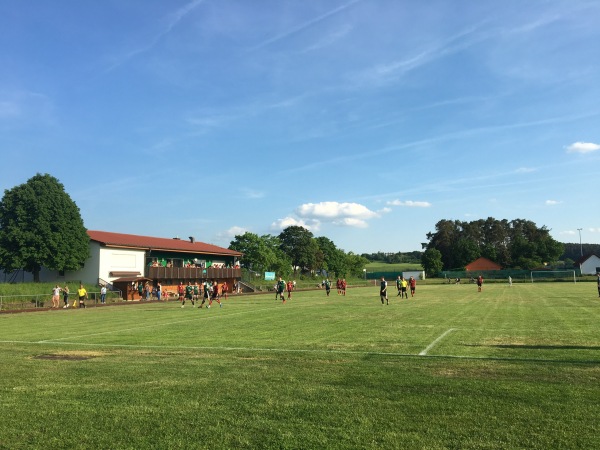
1, 283, 599, 449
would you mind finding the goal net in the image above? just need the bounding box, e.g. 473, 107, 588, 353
530, 270, 576, 283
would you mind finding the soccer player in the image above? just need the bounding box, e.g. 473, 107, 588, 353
200, 280, 210, 308
396, 275, 402, 296
276, 277, 286, 302
208, 280, 222, 308
193, 282, 200, 302
77, 283, 87, 309
324, 279, 331, 296
177, 282, 185, 304
286, 280, 293, 301
400, 276, 408, 299
341, 278, 347, 296
51, 285, 61, 308
597, 273, 600, 297
477, 275, 483, 292
380, 277, 388, 305
182, 282, 194, 307
221, 281, 228, 300
62, 285, 70, 308
409, 276, 416, 298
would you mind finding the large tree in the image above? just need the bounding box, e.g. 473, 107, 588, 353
424, 217, 563, 270
315, 236, 347, 277
278, 225, 315, 274
229, 232, 292, 277
421, 248, 443, 277
0, 173, 90, 281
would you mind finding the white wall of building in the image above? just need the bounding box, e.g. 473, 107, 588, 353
99, 246, 146, 283
38, 243, 146, 285
580, 255, 600, 275
403, 270, 426, 280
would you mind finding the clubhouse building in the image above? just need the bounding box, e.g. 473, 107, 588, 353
37, 230, 242, 299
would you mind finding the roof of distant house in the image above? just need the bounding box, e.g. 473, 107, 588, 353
574, 253, 600, 265
465, 257, 502, 271
87, 230, 242, 257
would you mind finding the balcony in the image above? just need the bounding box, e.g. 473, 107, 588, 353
146, 266, 241, 281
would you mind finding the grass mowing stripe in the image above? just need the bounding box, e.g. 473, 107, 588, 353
35, 305, 275, 343
3, 339, 599, 365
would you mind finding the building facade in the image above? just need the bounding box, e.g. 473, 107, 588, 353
38, 230, 242, 298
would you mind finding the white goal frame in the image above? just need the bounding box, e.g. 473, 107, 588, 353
530, 270, 576, 283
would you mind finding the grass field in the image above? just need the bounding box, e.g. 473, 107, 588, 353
1, 283, 599, 449
365, 262, 423, 272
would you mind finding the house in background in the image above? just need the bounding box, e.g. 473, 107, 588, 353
574, 254, 600, 275
465, 257, 502, 272
39, 230, 242, 298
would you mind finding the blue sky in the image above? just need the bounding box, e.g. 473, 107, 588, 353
1, 0, 599, 254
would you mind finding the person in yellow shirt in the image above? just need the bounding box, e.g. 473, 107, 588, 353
400, 276, 408, 299
77, 283, 87, 309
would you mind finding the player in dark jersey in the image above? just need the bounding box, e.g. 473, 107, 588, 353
380, 277, 388, 305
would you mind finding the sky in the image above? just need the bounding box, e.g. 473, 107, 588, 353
1, 0, 599, 254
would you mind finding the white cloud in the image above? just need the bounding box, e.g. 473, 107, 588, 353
515, 167, 536, 173
559, 230, 576, 236
386, 199, 431, 208
565, 142, 600, 154
588, 227, 600, 233
296, 201, 379, 220
239, 188, 265, 199
221, 226, 248, 238
332, 218, 369, 228
270, 217, 321, 232
545, 200, 562, 205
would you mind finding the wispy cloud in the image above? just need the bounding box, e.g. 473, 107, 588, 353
352, 21, 491, 87
387, 200, 431, 208
545, 200, 562, 205
300, 24, 353, 53
515, 167, 536, 174
251, 0, 361, 50
565, 141, 600, 154
240, 188, 265, 199
103, 0, 205, 73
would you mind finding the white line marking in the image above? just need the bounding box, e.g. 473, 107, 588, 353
2, 340, 599, 364
419, 328, 456, 356
37, 306, 274, 343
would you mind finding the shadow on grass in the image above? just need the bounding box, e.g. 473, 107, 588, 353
466, 344, 600, 350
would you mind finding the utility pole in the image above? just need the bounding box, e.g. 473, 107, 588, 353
577, 228, 583, 256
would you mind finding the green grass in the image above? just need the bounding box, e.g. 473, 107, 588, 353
365, 262, 423, 272
1, 283, 599, 449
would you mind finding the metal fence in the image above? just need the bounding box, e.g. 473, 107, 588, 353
0, 290, 122, 311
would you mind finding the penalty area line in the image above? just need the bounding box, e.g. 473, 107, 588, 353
419, 328, 457, 356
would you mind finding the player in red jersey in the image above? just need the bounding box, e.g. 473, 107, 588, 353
409, 276, 416, 297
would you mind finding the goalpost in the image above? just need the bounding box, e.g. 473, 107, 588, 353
530, 270, 576, 283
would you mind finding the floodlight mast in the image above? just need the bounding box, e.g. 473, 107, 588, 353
577, 228, 583, 256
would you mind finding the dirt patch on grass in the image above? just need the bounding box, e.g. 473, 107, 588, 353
32, 351, 104, 361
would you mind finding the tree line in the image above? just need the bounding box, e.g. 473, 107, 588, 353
420, 218, 564, 276
229, 225, 368, 279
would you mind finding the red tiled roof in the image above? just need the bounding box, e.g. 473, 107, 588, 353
87, 230, 241, 257
465, 257, 502, 271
